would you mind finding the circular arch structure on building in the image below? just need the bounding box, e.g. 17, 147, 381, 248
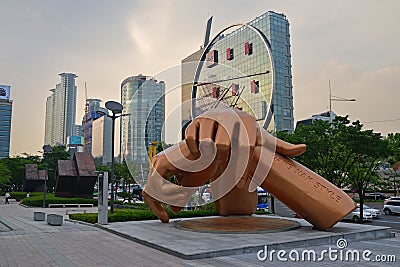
191, 23, 275, 130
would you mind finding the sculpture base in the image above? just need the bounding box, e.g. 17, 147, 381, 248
174, 216, 300, 234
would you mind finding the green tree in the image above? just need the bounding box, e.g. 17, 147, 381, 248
345, 126, 388, 221
387, 133, 400, 164
277, 117, 358, 188
39, 145, 69, 191
96, 165, 112, 183
0, 162, 12, 190
0, 155, 41, 191
115, 160, 134, 192
278, 116, 389, 223
157, 142, 172, 153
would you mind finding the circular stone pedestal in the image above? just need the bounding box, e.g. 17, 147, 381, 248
174, 217, 300, 234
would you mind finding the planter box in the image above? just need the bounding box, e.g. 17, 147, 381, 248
33, 212, 46, 221
47, 214, 63, 226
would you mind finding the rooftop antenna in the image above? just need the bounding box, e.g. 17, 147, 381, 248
203, 15, 213, 48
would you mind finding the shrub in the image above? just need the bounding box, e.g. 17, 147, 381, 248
21, 193, 97, 207
10, 192, 41, 201
69, 213, 98, 224
69, 209, 157, 223
69, 208, 219, 223
68, 203, 269, 224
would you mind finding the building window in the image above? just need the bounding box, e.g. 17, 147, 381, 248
212, 86, 220, 98
283, 108, 292, 117
206, 50, 218, 68
244, 42, 253, 55
226, 48, 234, 60
231, 83, 239, 96
251, 80, 259, 94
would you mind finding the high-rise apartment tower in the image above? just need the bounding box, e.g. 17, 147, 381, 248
44, 73, 78, 146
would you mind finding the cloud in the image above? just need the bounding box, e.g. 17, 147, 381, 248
126, 1, 177, 57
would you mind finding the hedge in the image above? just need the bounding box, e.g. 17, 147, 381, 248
69, 206, 269, 223
20, 193, 97, 207
10, 192, 41, 201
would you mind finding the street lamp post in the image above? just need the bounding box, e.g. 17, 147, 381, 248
329, 80, 356, 123
42, 145, 52, 208
97, 101, 128, 214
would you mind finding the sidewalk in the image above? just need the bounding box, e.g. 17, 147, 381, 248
0, 196, 182, 267
1, 196, 399, 266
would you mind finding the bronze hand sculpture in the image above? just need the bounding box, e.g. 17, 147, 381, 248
143, 108, 356, 230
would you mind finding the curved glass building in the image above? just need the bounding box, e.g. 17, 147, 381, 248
120, 75, 165, 166
182, 11, 294, 133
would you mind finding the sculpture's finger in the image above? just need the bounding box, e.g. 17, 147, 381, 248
185, 120, 200, 156
275, 138, 306, 157
198, 118, 217, 142
214, 123, 230, 161
256, 127, 306, 157
142, 190, 169, 223
238, 111, 258, 152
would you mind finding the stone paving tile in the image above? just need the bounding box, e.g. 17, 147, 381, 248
1, 196, 399, 266
102, 215, 392, 259
183, 235, 400, 266
0, 197, 184, 267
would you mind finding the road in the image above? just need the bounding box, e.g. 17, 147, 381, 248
363, 202, 400, 231
270, 199, 400, 230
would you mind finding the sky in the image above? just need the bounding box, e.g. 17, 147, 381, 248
1, 0, 399, 156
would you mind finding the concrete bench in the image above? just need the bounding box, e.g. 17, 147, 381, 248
64, 204, 79, 208
33, 211, 46, 221
47, 214, 63, 226
78, 204, 93, 208
48, 204, 64, 208
48, 203, 94, 208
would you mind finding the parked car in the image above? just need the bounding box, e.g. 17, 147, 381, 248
365, 193, 390, 200
383, 201, 400, 215
384, 197, 400, 205
357, 204, 381, 218
343, 208, 373, 222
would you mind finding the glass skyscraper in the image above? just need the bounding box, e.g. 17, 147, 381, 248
120, 75, 165, 167
44, 73, 78, 146
182, 11, 294, 133
0, 84, 12, 158
252, 11, 294, 132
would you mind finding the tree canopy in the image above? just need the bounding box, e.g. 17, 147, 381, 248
0, 145, 69, 192
277, 116, 391, 222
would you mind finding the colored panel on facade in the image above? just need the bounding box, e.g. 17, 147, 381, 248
251, 80, 259, 94
231, 83, 239, 96
226, 48, 234, 60
206, 50, 218, 68
245, 42, 253, 55
213, 86, 220, 98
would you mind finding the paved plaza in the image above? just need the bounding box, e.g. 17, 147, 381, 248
1, 196, 399, 266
